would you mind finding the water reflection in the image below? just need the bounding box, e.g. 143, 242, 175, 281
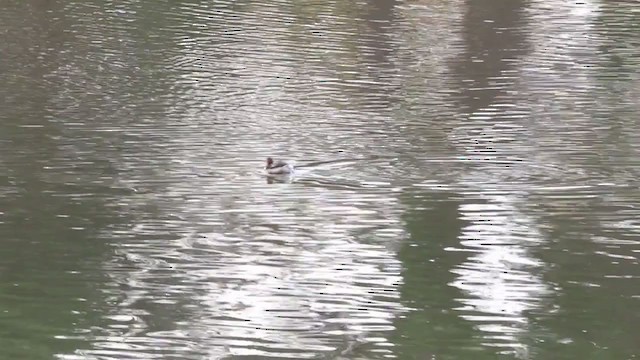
2, 0, 640, 359
90, 176, 407, 358
450, 195, 549, 354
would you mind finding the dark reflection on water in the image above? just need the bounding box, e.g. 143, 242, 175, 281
1, 0, 640, 359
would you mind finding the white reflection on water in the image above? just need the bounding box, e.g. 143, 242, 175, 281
442, 1, 603, 355
448, 193, 550, 357
76, 129, 408, 359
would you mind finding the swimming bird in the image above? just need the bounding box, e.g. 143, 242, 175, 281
265, 157, 294, 174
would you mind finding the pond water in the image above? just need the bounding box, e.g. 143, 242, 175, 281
1, 0, 639, 359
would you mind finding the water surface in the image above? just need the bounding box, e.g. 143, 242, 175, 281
1, 0, 639, 359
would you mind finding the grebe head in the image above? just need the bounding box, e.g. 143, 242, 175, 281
266, 157, 274, 168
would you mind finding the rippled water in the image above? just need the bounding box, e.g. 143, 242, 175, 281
1, 0, 639, 359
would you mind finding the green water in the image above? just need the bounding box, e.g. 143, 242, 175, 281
1, 0, 639, 359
